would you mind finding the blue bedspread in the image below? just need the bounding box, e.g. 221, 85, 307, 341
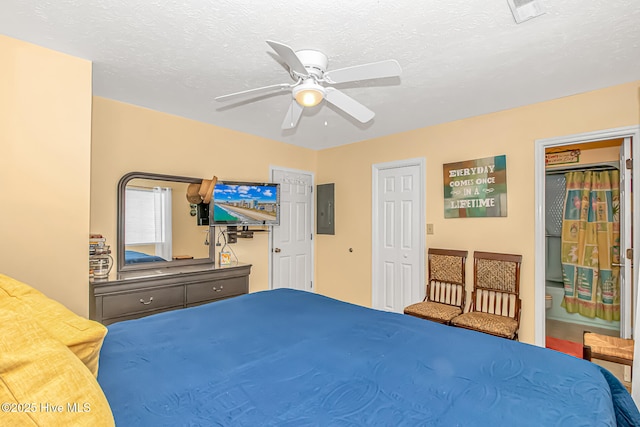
124, 250, 166, 264
98, 289, 640, 426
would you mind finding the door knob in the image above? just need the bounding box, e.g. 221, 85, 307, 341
274, 248, 281, 253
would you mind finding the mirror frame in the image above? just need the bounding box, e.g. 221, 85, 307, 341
117, 171, 215, 274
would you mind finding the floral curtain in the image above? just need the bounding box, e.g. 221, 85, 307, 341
561, 170, 620, 321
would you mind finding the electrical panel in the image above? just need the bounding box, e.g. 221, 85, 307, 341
317, 183, 335, 235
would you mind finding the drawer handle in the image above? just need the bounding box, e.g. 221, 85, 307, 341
139, 296, 154, 305
212, 285, 224, 292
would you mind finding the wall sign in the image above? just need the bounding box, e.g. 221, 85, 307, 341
545, 149, 580, 166
443, 155, 507, 218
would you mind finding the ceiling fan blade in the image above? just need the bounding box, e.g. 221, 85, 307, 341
266, 40, 309, 77
214, 83, 291, 103
324, 87, 374, 123
324, 59, 401, 84
281, 99, 304, 129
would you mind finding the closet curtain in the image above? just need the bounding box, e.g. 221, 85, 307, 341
561, 170, 620, 321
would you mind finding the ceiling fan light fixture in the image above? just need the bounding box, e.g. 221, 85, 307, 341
293, 82, 325, 107
217, 40, 402, 129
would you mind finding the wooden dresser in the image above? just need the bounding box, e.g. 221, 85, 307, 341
90, 263, 251, 325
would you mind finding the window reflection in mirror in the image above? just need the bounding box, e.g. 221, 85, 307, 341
117, 173, 214, 274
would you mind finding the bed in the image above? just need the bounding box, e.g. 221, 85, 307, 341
124, 250, 166, 264
97, 289, 640, 426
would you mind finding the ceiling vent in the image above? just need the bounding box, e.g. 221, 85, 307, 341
507, 0, 546, 24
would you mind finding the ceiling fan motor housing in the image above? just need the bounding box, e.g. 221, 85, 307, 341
295, 50, 328, 78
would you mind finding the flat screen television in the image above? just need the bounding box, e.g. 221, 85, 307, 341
211, 181, 280, 226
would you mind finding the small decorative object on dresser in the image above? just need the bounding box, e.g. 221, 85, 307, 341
89, 234, 113, 279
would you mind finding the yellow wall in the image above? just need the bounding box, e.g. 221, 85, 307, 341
3, 33, 639, 340
316, 80, 640, 344
547, 139, 621, 168
124, 179, 209, 259
90, 97, 317, 291
0, 36, 92, 316
573, 145, 619, 165
167, 181, 211, 260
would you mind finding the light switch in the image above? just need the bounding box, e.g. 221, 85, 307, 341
427, 224, 434, 235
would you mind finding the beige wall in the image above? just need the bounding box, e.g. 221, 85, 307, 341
3, 34, 638, 339
90, 97, 317, 292
0, 36, 92, 315
316, 80, 640, 344
124, 179, 209, 259
168, 181, 211, 260
547, 139, 621, 168
573, 145, 619, 165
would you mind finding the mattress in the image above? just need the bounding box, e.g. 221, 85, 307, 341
98, 289, 639, 426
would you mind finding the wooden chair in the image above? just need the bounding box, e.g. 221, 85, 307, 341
451, 251, 522, 340
404, 248, 467, 325
583, 331, 634, 367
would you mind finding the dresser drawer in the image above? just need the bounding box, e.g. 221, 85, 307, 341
101, 306, 183, 326
90, 264, 252, 324
102, 286, 184, 319
186, 277, 248, 305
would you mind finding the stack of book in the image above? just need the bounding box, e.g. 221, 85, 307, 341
89, 234, 108, 256
89, 234, 111, 279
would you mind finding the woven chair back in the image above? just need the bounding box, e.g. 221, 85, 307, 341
427, 249, 467, 308
472, 251, 522, 319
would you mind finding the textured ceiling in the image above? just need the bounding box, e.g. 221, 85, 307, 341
1, 1, 639, 150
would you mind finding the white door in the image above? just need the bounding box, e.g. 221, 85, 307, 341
372, 159, 425, 312
619, 137, 633, 338
270, 168, 314, 291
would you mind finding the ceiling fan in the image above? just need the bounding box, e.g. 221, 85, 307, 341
215, 40, 402, 129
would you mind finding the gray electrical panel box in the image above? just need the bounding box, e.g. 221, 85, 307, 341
317, 183, 335, 235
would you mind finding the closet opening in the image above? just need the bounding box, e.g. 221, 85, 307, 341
544, 138, 630, 389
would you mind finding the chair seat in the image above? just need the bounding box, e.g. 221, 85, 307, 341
584, 332, 634, 362
451, 312, 518, 339
404, 301, 462, 324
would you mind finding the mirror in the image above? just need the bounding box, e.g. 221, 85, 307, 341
117, 172, 214, 274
